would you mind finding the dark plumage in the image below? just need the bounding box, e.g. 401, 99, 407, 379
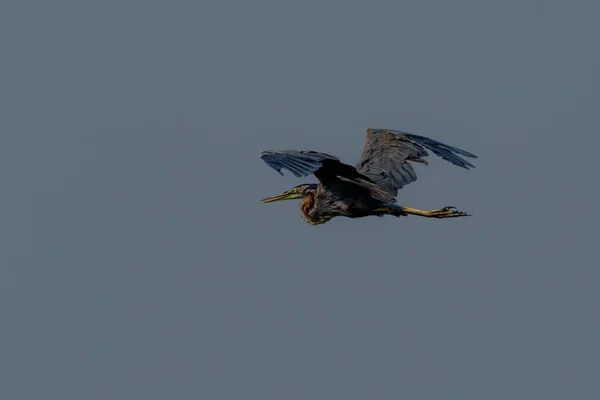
260, 128, 477, 225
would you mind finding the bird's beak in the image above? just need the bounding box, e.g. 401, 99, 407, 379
260, 190, 302, 204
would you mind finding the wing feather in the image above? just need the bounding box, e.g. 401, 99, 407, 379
259, 149, 339, 178
260, 148, 395, 203
355, 128, 477, 197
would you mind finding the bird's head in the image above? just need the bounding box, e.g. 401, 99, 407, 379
260, 183, 317, 204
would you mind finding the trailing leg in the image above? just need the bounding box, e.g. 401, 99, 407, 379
372, 204, 471, 219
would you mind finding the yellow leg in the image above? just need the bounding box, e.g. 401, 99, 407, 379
373, 205, 471, 218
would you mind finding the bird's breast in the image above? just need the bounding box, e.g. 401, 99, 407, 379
300, 195, 333, 225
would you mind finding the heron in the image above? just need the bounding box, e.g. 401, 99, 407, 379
260, 128, 477, 225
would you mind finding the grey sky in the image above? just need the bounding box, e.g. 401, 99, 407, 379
2, 0, 599, 399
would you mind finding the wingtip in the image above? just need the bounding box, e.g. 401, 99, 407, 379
459, 150, 478, 159
259, 150, 269, 159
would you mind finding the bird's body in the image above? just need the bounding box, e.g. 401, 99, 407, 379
260, 128, 477, 225
297, 184, 375, 225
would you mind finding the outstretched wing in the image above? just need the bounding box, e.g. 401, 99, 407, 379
260, 149, 394, 203
355, 128, 477, 197
259, 149, 339, 178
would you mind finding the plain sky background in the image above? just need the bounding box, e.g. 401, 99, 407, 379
2, 0, 599, 399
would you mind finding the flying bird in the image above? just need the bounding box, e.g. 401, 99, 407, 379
260, 128, 477, 225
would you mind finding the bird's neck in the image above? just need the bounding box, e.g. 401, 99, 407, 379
300, 191, 331, 226
300, 192, 315, 218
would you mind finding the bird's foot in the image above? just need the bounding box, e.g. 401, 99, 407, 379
427, 206, 471, 218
